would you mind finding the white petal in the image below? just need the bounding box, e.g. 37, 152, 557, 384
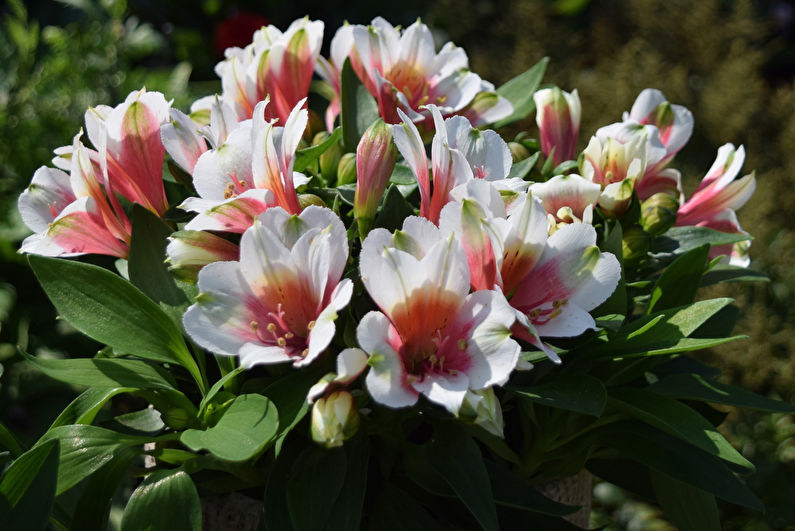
359, 311, 418, 408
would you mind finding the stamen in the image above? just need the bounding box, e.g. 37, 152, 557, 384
277, 337, 287, 347
307, 320, 316, 330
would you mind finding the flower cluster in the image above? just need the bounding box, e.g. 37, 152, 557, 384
18, 17, 757, 449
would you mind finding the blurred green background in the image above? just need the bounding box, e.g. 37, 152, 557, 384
1, 0, 793, 529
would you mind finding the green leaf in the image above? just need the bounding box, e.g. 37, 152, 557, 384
648, 245, 709, 313
369, 484, 443, 531
72, 449, 135, 531
493, 57, 549, 128
128, 204, 187, 309
700, 265, 769, 286
295, 127, 342, 173
326, 437, 370, 531
0, 439, 58, 531
262, 368, 320, 456
511, 372, 607, 417
649, 373, 795, 413
428, 426, 499, 531
262, 440, 298, 531
198, 366, 245, 416
0, 423, 23, 457
286, 446, 347, 531
23, 351, 176, 391
485, 460, 577, 516
651, 470, 720, 531
37, 425, 148, 495
121, 469, 201, 531
340, 58, 379, 152
651, 226, 750, 256
507, 152, 539, 180
389, 163, 416, 185
551, 160, 579, 175
591, 298, 742, 359
609, 387, 754, 471
181, 394, 279, 462
49, 387, 133, 430
374, 185, 415, 233
27, 255, 200, 387
593, 422, 762, 510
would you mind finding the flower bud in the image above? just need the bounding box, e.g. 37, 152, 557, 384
641, 193, 679, 235
336, 152, 357, 186
298, 193, 327, 209
311, 390, 360, 448
622, 226, 651, 265
458, 389, 504, 438
508, 141, 531, 163
166, 230, 239, 282
313, 132, 343, 183
533, 87, 581, 167
353, 119, 398, 238
598, 179, 635, 218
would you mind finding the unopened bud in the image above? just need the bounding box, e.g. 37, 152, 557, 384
166, 230, 239, 282
298, 193, 326, 209
622, 226, 651, 265
533, 87, 581, 167
311, 390, 360, 448
354, 119, 398, 239
598, 179, 635, 218
337, 152, 357, 186
508, 142, 531, 163
458, 389, 504, 438
313, 132, 343, 183
641, 193, 679, 235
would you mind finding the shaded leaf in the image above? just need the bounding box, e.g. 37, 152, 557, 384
287, 446, 346, 531
0, 439, 58, 531
651, 470, 720, 531
340, 58, 379, 152
511, 372, 606, 417
120, 468, 201, 531
648, 245, 708, 313
486, 460, 578, 516
326, 437, 370, 531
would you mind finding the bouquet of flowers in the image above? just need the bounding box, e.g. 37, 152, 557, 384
4, 15, 791, 531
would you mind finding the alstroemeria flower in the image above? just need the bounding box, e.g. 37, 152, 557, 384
166, 230, 240, 282
534, 87, 581, 167
596, 90, 693, 201
439, 180, 620, 362
580, 124, 666, 217
19, 90, 172, 257
215, 17, 323, 123
184, 206, 352, 368
334, 17, 510, 126
529, 174, 601, 230
180, 98, 309, 232
676, 144, 756, 267
393, 104, 517, 224
358, 216, 520, 414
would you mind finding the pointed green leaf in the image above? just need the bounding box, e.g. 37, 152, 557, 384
493, 57, 549, 128
27, 255, 199, 384
121, 469, 201, 531
651, 470, 720, 531
23, 351, 176, 391
128, 204, 187, 309
648, 244, 709, 313
369, 484, 444, 531
262, 368, 320, 455
511, 372, 606, 417
507, 152, 539, 180
0, 439, 58, 531
286, 446, 347, 531
374, 185, 415, 233
295, 127, 342, 172
594, 422, 762, 510
37, 425, 148, 494
181, 394, 279, 462
651, 226, 750, 256
649, 373, 795, 413
593, 222, 626, 318
340, 58, 379, 152
429, 426, 499, 531
700, 265, 769, 286
609, 387, 754, 471
49, 387, 134, 431
326, 437, 370, 531
72, 449, 135, 531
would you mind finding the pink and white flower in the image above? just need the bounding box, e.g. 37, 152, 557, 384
392, 104, 516, 224
314, 23, 354, 131
357, 216, 520, 414
529, 174, 601, 230
19, 90, 171, 257
439, 180, 620, 362
534, 87, 581, 167
327, 18, 511, 127
676, 144, 755, 267
180, 98, 309, 233
215, 17, 323, 123
183, 206, 352, 368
